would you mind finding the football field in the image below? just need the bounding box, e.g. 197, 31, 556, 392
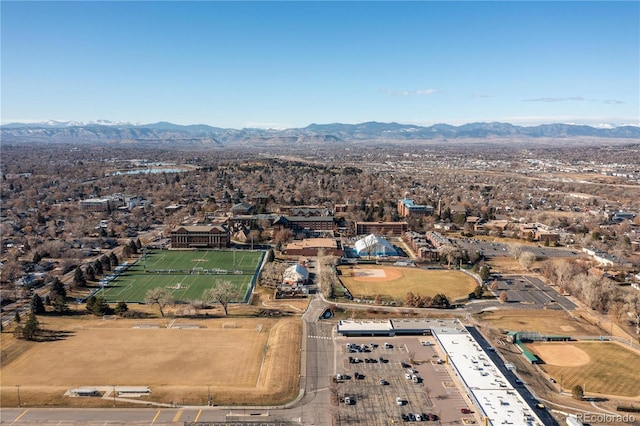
98, 249, 264, 303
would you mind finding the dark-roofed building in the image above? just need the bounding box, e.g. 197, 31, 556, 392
273, 215, 335, 232
250, 194, 269, 206
170, 225, 230, 249
355, 221, 408, 236
230, 202, 255, 215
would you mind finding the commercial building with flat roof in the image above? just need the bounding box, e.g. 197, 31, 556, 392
283, 238, 343, 257
433, 327, 544, 426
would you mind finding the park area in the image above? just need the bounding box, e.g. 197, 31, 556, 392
98, 249, 264, 303
338, 265, 478, 303
0, 315, 301, 407
527, 341, 640, 397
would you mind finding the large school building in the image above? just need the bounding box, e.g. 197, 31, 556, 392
170, 225, 230, 249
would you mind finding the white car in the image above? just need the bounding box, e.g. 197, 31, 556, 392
421, 341, 431, 346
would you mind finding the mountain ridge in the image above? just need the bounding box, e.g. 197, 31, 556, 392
2, 120, 638, 145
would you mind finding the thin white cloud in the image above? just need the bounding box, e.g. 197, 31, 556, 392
523, 97, 585, 103
471, 93, 493, 98
380, 88, 441, 96
601, 99, 625, 104
523, 97, 626, 105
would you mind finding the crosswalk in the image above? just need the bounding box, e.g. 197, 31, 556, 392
307, 335, 333, 340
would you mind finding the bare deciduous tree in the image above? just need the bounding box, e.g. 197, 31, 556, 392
519, 251, 537, 271
144, 288, 173, 317
203, 279, 238, 316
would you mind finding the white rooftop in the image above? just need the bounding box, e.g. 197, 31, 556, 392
337, 320, 392, 332
433, 327, 544, 426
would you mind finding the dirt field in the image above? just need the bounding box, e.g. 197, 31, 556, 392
0, 315, 301, 407
338, 265, 477, 303
475, 309, 604, 336
528, 341, 640, 397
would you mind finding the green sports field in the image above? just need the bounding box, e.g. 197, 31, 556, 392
97, 249, 265, 303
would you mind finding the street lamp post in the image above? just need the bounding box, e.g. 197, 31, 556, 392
16, 385, 21, 407
112, 385, 116, 407
207, 384, 211, 406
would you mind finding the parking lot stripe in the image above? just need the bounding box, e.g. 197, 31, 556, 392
172, 410, 182, 422
193, 409, 202, 422
151, 410, 161, 424
14, 409, 29, 422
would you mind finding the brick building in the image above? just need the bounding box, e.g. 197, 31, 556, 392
170, 225, 230, 249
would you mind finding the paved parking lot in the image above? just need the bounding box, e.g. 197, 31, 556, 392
492, 275, 576, 310
334, 336, 476, 425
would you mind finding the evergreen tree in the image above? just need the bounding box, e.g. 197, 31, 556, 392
73, 266, 87, 287
433, 293, 450, 308
109, 252, 119, 268
135, 238, 142, 250
115, 301, 129, 316
101, 255, 111, 272
93, 259, 103, 276
31, 293, 46, 315
473, 285, 485, 299
86, 296, 110, 316
22, 313, 40, 340
14, 310, 21, 323
50, 277, 67, 299
33, 251, 43, 263
572, 385, 584, 400
85, 264, 96, 281
128, 240, 138, 255
52, 295, 68, 314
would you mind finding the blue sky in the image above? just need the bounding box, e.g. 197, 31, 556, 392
2, 1, 638, 128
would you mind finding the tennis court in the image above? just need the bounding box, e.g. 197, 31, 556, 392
97, 249, 265, 303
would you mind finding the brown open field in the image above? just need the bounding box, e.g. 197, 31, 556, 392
475, 309, 603, 336
338, 265, 477, 303
484, 256, 531, 274
0, 315, 301, 407
528, 341, 640, 397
